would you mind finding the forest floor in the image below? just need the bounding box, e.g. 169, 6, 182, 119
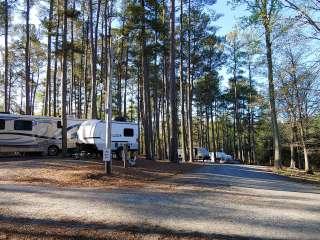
0, 157, 202, 189
273, 167, 320, 184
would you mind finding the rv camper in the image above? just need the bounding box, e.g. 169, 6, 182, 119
0, 113, 84, 156
77, 120, 139, 155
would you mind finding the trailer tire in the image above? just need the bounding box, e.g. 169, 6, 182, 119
48, 145, 59, 156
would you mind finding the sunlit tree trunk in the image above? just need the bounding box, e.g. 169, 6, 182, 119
292, 63, 311, 173
53, 4, 60, 117
264, 19, 281, 169
289, 120, 296, 169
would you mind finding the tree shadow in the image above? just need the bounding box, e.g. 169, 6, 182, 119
0, 213, 284, 240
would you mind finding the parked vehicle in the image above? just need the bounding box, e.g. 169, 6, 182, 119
77, 120, 139, 155
210, 151, 241, 164
210, 151, 225, 163
0, 113, 84, 156
178, 147, 210, 161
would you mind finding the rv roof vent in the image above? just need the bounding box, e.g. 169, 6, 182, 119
114, 116, 127, 122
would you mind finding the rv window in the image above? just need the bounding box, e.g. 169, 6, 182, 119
0, 120, 5, 130
123, 128, 134, 137
14, 120, 33, 131
57, 121, 62, 128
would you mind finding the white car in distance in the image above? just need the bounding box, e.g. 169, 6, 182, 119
210, 152, 240, 164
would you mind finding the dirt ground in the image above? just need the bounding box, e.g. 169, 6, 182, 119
0, 157, 213, 240
274, 167, 320, 184
0, 157, 202, 189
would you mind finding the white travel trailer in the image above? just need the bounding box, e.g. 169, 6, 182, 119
77, 120, 139, 154
0, 113, 84, 156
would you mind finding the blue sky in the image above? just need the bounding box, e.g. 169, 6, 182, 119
212, 0, 247, 36
210, 1, 249, 88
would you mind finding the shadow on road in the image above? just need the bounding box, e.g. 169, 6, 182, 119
0, 213, 284, 240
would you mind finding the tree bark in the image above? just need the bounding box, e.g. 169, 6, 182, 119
123, 45, 129, 118
264, 28, 282, 168
117, 19, 126, 117
69, 0, 76, 115
89, 0, 101, 119
179, 0, 186, 162
290, 121, 296, 169
4, 0, 9, 112
187, 0, 193, 162
61, 0, 68, 156
84, 20, 89, 119
211, 104, 217, 160
25, 0, 31, 115
292, 62, 311, 173
44, 0, 54, 116
140, 0, 153, 160
53, 4, 60, 117
169, 0, 178, 163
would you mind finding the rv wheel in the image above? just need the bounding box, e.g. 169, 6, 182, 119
48, 145, 59, 156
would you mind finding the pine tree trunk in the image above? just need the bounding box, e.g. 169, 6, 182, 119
179, 0, 186, 162
69, 0, 76, 115
293, 68, 311, 173
89, 0, 101, 119
215, 100, 220, 151
169, 0, 178, 163
117, 19, 125, 117
265, 28, 281, 168
290, 121, 296, 169
84, 21, 89, 119
4, 0, 9, 112
248, 59, 255, 164
161, 0, 167, 159
44, 0, 54, 116
187, 0, 193, 162
123, 45, 129, 119
8, 67, 12, 109
53, 6, 60, 117
25, 0, 31, 115
211, 104, 217, 160
61, 0, 68, 156
141, 0, 153, 160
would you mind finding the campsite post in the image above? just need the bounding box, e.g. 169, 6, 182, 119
104, 43, 113, 175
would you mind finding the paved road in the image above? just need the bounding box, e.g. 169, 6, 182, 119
1, 164, 320, 240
